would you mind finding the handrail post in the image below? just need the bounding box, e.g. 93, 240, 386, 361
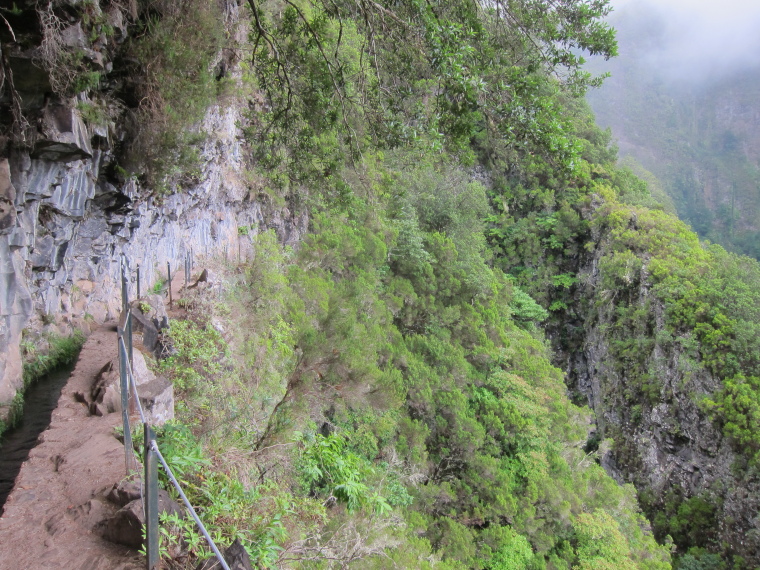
167, 262, 172, 307
145, 424, 159, 569
121, 257, 128, 314
118, 327, 133, 474
137, 264, 141, 300
127, 312, 135, 417
127, 310, 133, 367
121, 260, 133, 365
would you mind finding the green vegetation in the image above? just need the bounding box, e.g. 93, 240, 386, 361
0, 331, 85, 438
122, 0, 229, 191
150, 278, 166, 295
19, 0, 760, 567
481, 92, 760, 564
35, 1, 108, 96
142, 0, 760, 566
21, 331, 85, 386
148, 421, 306, 566
481, 90, 760, 563
241, 0, 616, 196
155, 141, 674, 567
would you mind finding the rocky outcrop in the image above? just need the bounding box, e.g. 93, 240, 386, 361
31, 103, 93, 162
0, 116, 307, 419
98, 480, 184, 548
129, 295, 169, 358
0, 158, 33, 405
0, 0, 308, 423
564, 242, 760, 563
197, 540, 254, 570
0, 95, 307, 423
89, 348, 174, 425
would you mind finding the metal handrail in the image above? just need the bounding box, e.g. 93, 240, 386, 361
119, 330, 146, 425
152, 441, 231, 570
118, 255, 229, 570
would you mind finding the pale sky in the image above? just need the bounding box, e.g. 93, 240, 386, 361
611, 0, 760, 21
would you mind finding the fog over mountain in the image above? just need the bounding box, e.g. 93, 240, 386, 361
606, 0, 760, 86
586, 0, 760, 259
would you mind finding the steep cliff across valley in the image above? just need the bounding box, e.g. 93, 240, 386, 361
492, 108, 760, 565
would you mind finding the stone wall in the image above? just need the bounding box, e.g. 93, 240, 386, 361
0, 99, 307, 418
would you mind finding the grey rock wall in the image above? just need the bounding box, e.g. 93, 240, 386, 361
568, 242, 760, 563
0, 159, 33, 405
0, 100, 307, 419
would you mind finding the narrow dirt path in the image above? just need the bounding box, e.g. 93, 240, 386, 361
0, 268, 195, 569
0, 324, 143, 570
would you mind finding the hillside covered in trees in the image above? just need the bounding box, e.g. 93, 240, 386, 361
2, 1, 760, 569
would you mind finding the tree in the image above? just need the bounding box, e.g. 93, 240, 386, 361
573, 510, 637, 570
244, 0, 618, 182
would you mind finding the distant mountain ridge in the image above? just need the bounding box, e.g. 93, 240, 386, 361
587, 3, 760, 258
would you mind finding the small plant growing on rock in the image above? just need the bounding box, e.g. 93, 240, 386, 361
159, 320, 227, 393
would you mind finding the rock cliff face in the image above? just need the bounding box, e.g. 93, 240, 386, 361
560, 236, 760, 563
0, 159, 32, 407
0, 0, 308, 420
0, 98, 307, 417
0, 0, 307, 421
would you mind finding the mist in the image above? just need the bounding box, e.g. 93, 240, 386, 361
607, 0, 760, 86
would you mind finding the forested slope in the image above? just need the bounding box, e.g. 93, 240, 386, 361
3, 1, 760, 568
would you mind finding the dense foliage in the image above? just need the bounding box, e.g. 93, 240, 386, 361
18, 0, 760, 568
162, 182, 671, 567
147, 2, 674, 562
242, 0, 616, 189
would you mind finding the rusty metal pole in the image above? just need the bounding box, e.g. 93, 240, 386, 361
144, 424, 159, 569
127, 308, 133, 368
121, 258, 128, 314
121, 260, 133, 365
118, 327, 132, 474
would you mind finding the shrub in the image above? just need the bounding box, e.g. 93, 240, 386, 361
123, 0, 229, 191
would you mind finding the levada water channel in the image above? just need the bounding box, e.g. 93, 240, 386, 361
0, 364, 75, 514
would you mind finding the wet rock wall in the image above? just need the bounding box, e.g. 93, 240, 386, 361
0, 100, 307, 417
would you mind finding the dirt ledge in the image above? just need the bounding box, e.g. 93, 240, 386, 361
0, 323, 143, 570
